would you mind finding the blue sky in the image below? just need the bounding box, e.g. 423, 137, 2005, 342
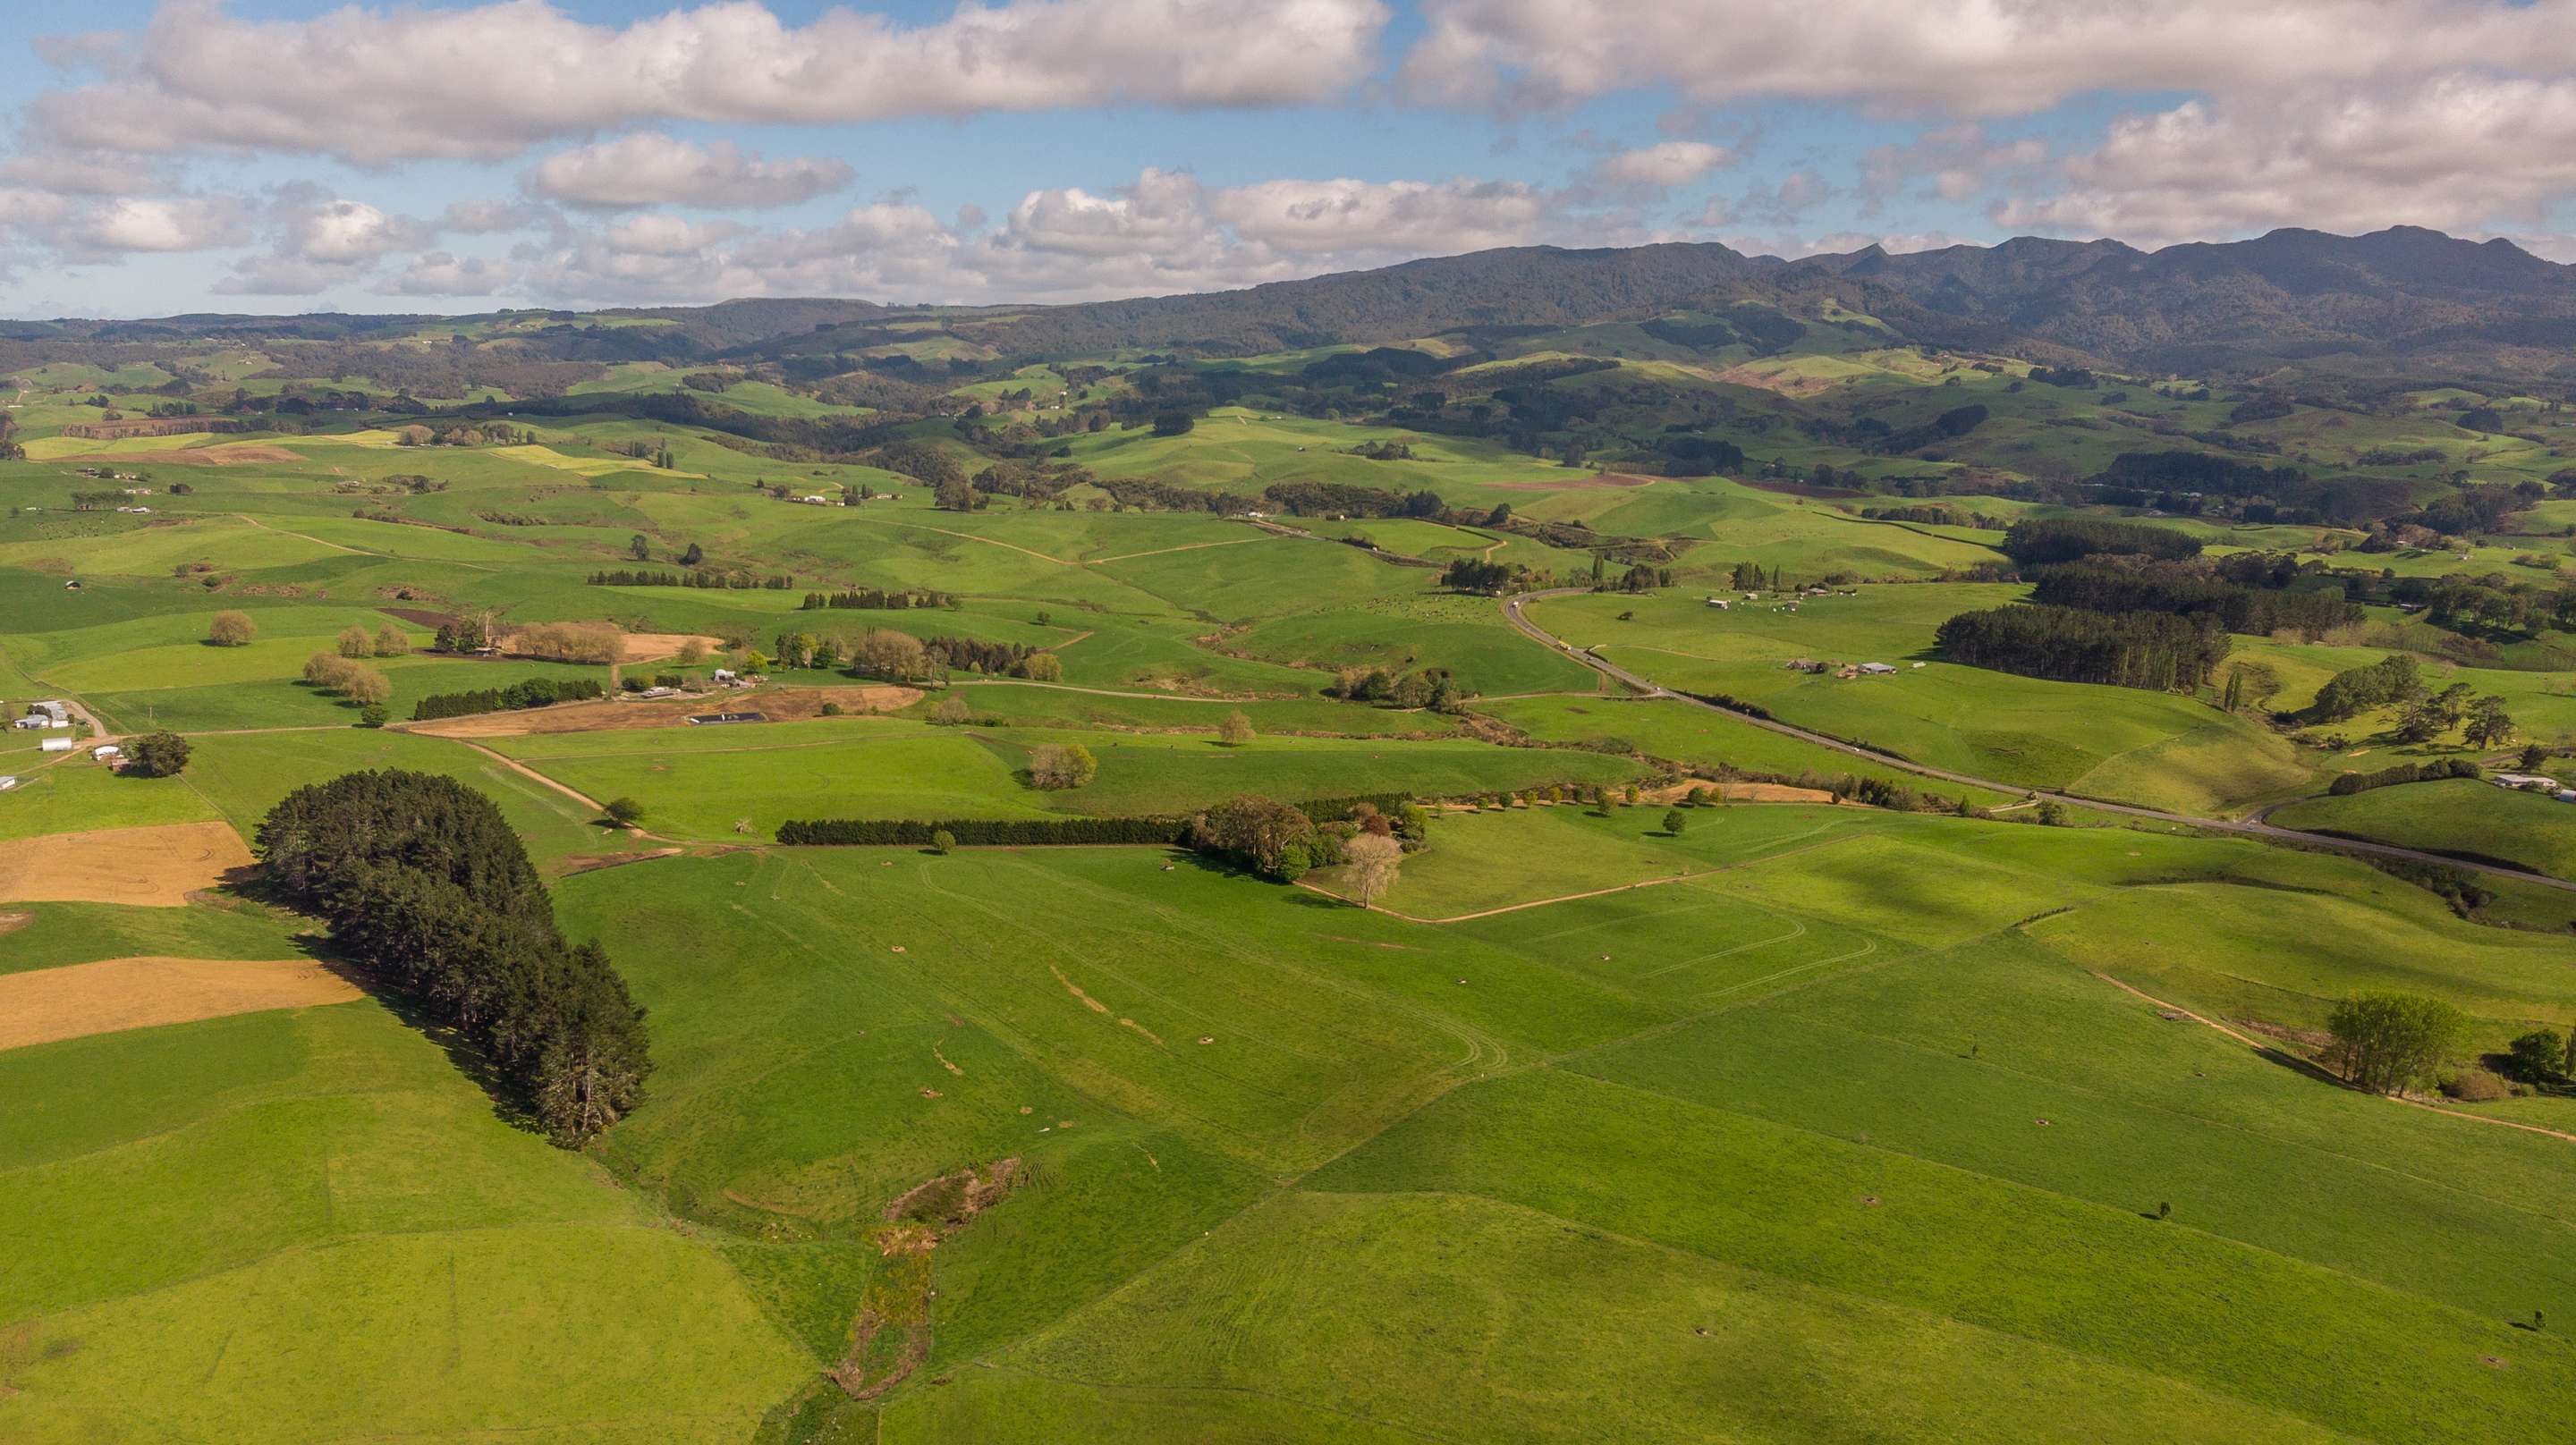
1, 1, 2571, 317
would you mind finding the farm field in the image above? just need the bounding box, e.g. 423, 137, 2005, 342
2271, 779, 2576, 881
5, 265, 2576, 1445
1530, 586, 2322, 814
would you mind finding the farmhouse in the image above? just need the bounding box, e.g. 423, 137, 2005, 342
2494, 773, 2561, 790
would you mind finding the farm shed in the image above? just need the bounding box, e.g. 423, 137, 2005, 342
40, 738, 74, 753
1858, 663, 1898, 675
686, 712, 767, 725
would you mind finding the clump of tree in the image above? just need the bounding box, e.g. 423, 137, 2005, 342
2504, 1028, 2570, 1086
1189, 794, 1330, 883
123, 731, 191, 778
256, 771, 649, 1145
510, 621, 623, 664
2027, 559, 2360, 638
303, 653, 391, 707
412, 677, 607, 722
799, 587, 955, 611
1028, 742, 1097, 790
2326, 758, 2481, 797
2325, 991, 2470, 1096
1330, 666, 1459, 711
2303, 655, 2420, 723
1936, 604, 2228, 690
1999, 517, 2203, 567
207, 610, 257, 646
1438, 558, 1514, 594
588, 568, 792, 590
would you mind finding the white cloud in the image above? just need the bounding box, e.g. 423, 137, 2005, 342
442, 198, 556, 235
1594, 140, 1737, 190
603, 214, 749, 257
524, 133, 852, 210
274, 190, 432, 263
1996, 78, 2576, 243
1401, 0, 2576, 117
35, 0, 1391, 163
1003, 168, 1225, 258
1209, 175, 1555, 255
0, 149, 173, 196
373, 251, 516, 297
213, 255, 348, 295
75, 195, 251, 253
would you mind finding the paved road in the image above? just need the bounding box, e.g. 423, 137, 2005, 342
1501, 588, 2576, 894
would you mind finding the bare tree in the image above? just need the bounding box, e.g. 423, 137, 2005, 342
1343, 832, 1403, 909
1218, 710, 1256, 747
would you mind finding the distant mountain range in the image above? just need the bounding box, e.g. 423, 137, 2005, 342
9, 228, 2572, 383
971, 225, 2576, 376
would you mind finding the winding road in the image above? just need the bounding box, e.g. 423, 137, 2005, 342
1500, 588, 2576, 893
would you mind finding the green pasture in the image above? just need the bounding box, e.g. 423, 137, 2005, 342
0, 997, 805, 1442
1480, 692, 2021, 808
2271, 778, 2576, 880
1533, 587, 2320, 813
491, 718, 1642, 839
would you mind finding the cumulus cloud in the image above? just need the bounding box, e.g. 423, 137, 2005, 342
442, 198, 556, 235
213, 255, 350, 295
1996, 77, 2576, 243
1592, 140, 1738, 191
513, 164, 1604, 307
1210, 174, 1555, 255
524, 133, 852, 210
373, 251, 516, 297
73, 195, 253, 253
34, 0, 1392, 163
1400, 0, 2576, 117
0, 149, 174, 196
270, 187, 434, 263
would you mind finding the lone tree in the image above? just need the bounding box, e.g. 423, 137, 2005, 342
930, 695, 970, 725
1029, 742, 1097, 790
2505, 1028, 2565, 1084
1663, 807, 1687, 834
604, 797, 646, 827
1343, 832, 1404, 908
2463, 696, 2517, 748
2326, 991, 2470, 1095
931, 828, 957, 855
1218, 710, 1256, 748
123, 731, 191, 778
208, 610, 256, 646
373, 623, 408, 655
